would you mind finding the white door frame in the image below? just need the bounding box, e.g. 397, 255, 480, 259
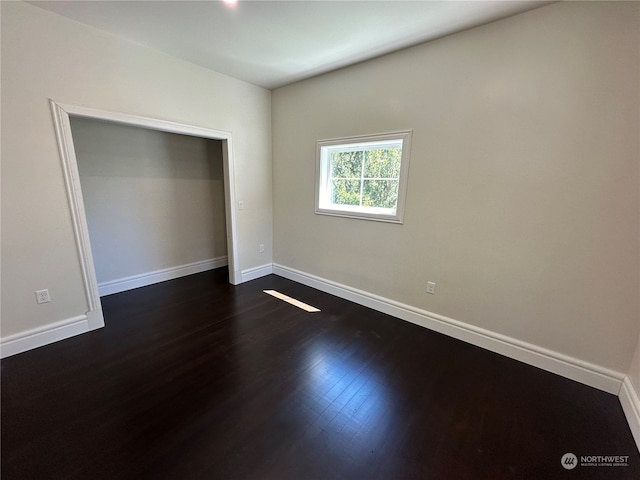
50, 100, 240, 331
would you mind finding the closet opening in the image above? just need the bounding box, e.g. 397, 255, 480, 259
50, 101, 240, 332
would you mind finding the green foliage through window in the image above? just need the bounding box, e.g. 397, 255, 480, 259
329, 147, 401, 209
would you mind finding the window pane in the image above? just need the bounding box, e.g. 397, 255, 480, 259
363, 147, 401, 179
331, 179, 361, 206
362, 180, 399, 208
316, 131, 410, 222
331, 150, 363, 178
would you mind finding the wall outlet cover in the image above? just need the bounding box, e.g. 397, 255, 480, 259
36, 289, 51, 304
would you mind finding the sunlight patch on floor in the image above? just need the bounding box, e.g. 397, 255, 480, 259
263, 290, 320, 313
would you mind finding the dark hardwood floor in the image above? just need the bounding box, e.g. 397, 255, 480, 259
2, 268, 638, 479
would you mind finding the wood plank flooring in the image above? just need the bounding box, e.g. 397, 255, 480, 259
2, 268, 639, 479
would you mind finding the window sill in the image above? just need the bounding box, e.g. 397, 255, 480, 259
314, 207, 403, 224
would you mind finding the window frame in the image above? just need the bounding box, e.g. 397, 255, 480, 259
315, 130, 412, 223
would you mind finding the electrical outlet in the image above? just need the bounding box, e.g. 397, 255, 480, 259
36, 289, 51, 304
259, 244, 265, 253
426, 282, 436, 295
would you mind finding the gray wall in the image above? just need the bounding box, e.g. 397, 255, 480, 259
630, 334, 640, 393
272, 1, 639, 373
71, 118, 227, 284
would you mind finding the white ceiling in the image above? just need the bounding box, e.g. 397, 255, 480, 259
29, 0, 552, 90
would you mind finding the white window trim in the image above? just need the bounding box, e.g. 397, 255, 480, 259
315, 130, 412, 224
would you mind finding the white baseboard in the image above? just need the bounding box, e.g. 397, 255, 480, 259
272, 263, 624, 394
98, 256, 228, 296
0, 315, 90, 359
620, 376, 640, 451
241, 263, 274, 283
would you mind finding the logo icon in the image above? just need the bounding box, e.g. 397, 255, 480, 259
561, 453, 578, 470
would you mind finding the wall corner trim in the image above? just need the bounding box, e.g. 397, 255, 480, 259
272, 263, 625, 395
620, 376, 640, 452
241, 264, 274, 283
0, 315, 90, 359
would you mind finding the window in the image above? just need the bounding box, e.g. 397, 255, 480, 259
315, 130, 411, 223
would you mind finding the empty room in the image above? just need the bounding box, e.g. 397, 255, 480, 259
2, 1, 639, 479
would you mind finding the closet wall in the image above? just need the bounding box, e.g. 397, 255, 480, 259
71, 117, 227, 290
